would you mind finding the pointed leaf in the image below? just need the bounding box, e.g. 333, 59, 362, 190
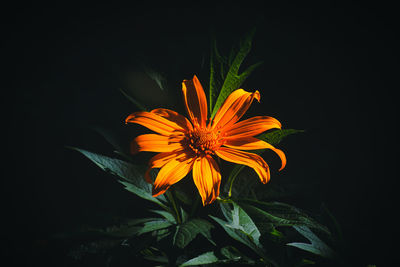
179, 251, 219, 267
210, 201, 264, 257
173, 218, 215, 249
258, 129, 305, 146
150, 209, 176, 223
136, 219, 173, 235
238, 199, 330, 234
287, 226, 335, 259
211, 28, 262, 118
69, 147, 168, 208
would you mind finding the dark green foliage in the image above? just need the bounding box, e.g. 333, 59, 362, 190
209, 28, 263, 117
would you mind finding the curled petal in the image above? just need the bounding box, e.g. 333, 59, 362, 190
216, 147, 271, 184
222, 116, 281, 138
125, 111, 187, 136
152, 154, 194, 197
192, 155, 221, 206
212, 89, 260, 131
223, 137, 286, 171
131, 134, 184, 154
151, 108, 193, 132
182, 75, 208, 128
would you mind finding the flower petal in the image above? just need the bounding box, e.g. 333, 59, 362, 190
145, 150, 185, 183
192, 155, 221, 206
211, 89, 260, 131
182, 75, 208, 128
131, 134, 184, 154
222, 116, 281, 138
125, 111, 187, 136
152, 154, 194, 197
151, 108, 193, 132
215, 147, 271, 184
223, 137, 286, 171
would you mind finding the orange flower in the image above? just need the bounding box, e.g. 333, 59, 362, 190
125, 75, 286, 205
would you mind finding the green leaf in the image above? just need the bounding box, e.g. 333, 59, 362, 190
173, 218, 215, 249
210, 28, 262, 117
219, 246, 256, 264
150, 209, 176, 223
210, 201, 264, 257
257, 129, 305, 146
136, 219, 174, 235
287, 226, 335, 259
179, 251, 219, 267
69, 147, 168, 209
237, 199, 330, 234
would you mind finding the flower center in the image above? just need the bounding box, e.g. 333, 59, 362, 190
186, 128, 220, 155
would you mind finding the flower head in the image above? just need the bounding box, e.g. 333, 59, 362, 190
125, 75, 286, 205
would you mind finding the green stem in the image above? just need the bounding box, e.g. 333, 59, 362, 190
166, 190, 181, 224
227, 165, 245, 198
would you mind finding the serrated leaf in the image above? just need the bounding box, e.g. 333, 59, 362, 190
69, 147, 168, 209
237, 199, 330, 234
287, 226, 335, 259
210, 28, 262, 117
179, 251, 219, 267
173, 218, 215, 249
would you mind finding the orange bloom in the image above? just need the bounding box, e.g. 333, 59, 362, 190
125, 75, 286, 205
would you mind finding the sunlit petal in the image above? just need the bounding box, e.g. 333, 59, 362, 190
192, 155, 221, 205
125, 111, 187, 136
182, 75, 208, 128
211, 89, 260, 131
152, 154, 194, 197
151, 108, 193, 132
131, 134, 184, 154
223, 137, 286, 171
144, 149, 186, 183
216, 147, 271, 184
222, 116, 281, 138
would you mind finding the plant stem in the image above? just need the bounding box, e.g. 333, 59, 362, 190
166, 190, 181, 224
227, 165, 245, 198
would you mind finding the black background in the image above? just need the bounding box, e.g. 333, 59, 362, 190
3, 4, 398, 266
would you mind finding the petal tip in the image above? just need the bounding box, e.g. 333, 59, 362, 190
254, 90, 261, 102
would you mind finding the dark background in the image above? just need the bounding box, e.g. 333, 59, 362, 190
3, 4, 398, 266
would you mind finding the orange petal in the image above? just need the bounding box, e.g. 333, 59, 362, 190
131, 134, 184, 154
222, 116, 281, 138
212, 89, 260, 131
125, 111, 188, 136
182, 75, 208, 128
151, 108, 193, 132
145, 150, 185, 183
223, 137, 286, 171
192, 155, 221, 206
215, 147, 271, 184
152, 154, 194, 197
